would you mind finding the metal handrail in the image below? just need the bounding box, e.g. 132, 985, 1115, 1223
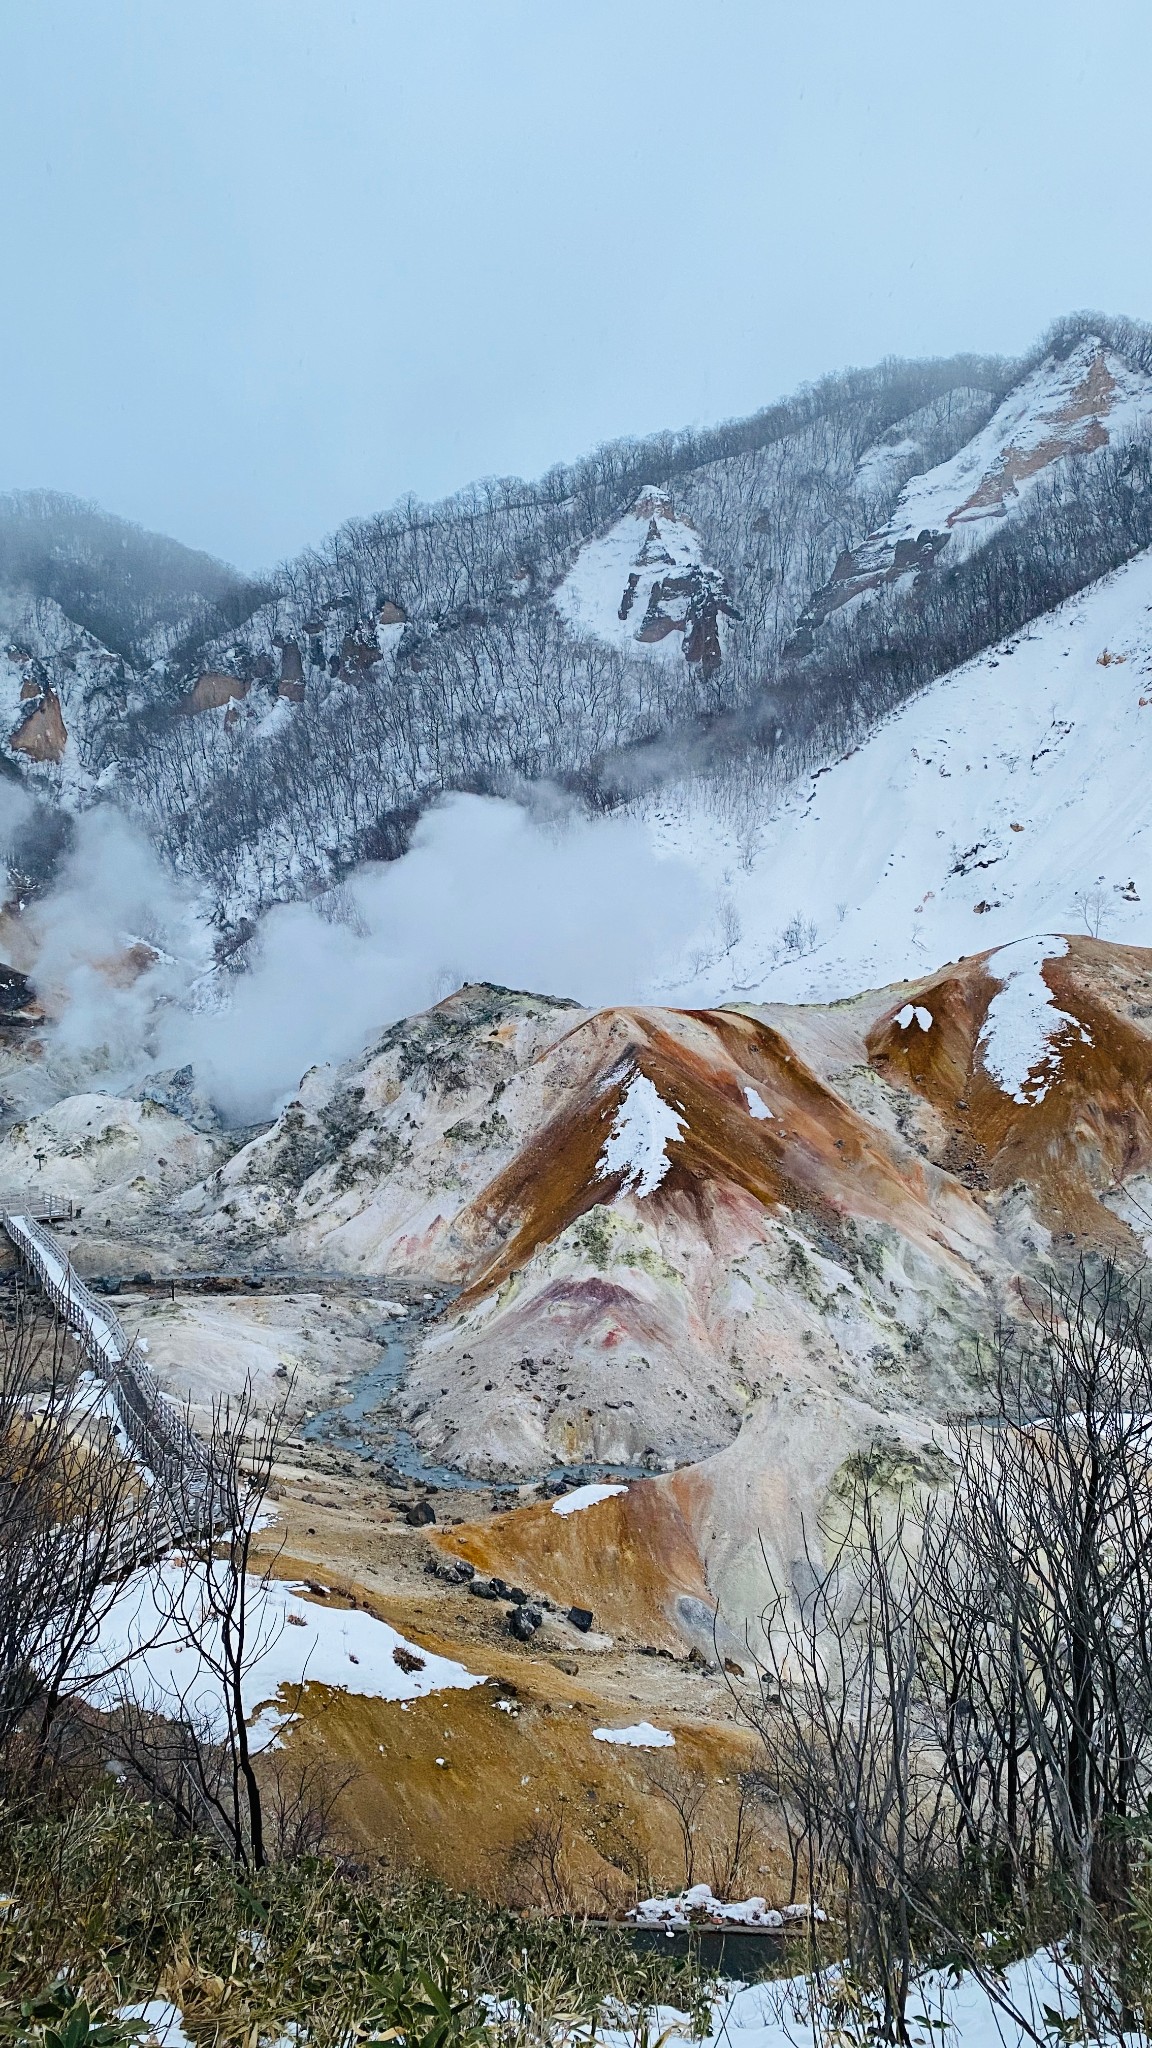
1, 1207, 217, 1541
0, 1190, 77, 1224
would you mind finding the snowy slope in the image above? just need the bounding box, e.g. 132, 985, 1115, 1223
0, 589, 129, 796
799, 337, 1152, 639
880, 337, 1152, 552
554, 488, 736, 667
649, 544, 1152, 1004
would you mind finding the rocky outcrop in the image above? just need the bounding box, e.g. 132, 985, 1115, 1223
10, 683, 67, 763
788, 337, 1152, 655
180, 670, 250, 714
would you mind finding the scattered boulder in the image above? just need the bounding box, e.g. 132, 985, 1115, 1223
507, 1604, 543, 1641
567, 1606, 594, 1633
405, 1500, 436, 1527
428, 1557, 475, 1584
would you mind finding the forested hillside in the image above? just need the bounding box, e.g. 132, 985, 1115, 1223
4, 313, 1152, 929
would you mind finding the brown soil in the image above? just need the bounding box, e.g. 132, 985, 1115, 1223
181, 672, 250, 714
866, 937, 1152, 1238
10, 688, 67, 763
251, 1447, 768, 1904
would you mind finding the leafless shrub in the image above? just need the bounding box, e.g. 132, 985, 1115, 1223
107, 1375, 294, 1869
509, 1801, 574, 1912
0, 1304, 147, 1796
641, 1755, 709, 1888
737, 1257, 1152, 2042
262, 1744, 355, 1861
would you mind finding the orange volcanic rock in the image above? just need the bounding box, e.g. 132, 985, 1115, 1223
866, 936, 1152, 1239
163, 946, 1152, 1646
180, 671, 250, 714
10, 686, 67, 763
438, 1479, 712, 1653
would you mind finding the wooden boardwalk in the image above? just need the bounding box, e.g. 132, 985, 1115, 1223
1, 1200, 217, 1541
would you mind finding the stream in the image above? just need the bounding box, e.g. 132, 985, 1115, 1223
301, 1312, 654, 1495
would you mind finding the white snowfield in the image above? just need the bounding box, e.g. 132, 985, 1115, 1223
551, 1481, 628, 1516
598, 1072, 686, 1199
651, 545, 1152, 1010
598, 1951, 1081, 2048
593, 1721, 675, 1748
80, 1563, 483, 1742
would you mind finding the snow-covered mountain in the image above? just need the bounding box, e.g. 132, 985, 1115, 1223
0, 338, 1020, 912
649, 540, 1152, 1006
4, 313, 1152, 954
792, 334, 1152, 648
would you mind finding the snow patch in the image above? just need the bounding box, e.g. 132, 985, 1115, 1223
631, 1883, 786, 1929
598, 1073, 686, 1199
978, 936, 1090, 1105
597, 1949, 1083, 2048
744, 1086, 774, 1118
895, 1003, 933, 1032
551, 1481, 628, 1516
117, 2003, 192, 2048
80, 1562, 483, 1740
593, 1720, 675, 1748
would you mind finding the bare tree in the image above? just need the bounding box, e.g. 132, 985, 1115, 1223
740, 1258, 1152, 2042
0, 1303, 146, 1794
110, 1377, 295, 1869
641, 1755, 710, 1888
919, 1266, 1152, 2031
748, 1483, 950, 2044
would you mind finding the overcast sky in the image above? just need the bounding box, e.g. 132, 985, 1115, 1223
4, 0, 1152, 572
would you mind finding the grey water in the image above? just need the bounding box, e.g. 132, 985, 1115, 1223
301, 1319, 653, 1495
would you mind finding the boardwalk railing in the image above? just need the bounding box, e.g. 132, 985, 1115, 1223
0, 1190, 78, 1225
1, 1206, 218, 1547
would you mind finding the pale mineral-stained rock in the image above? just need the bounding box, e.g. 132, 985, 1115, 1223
16, 940, 1152, 1652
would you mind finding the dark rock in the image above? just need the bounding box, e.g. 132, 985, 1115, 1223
129, 1064, 223, 1133
469, 1579, 500, 1600
567, 1606, 594, 1633
507, 1586, 528, 1606
508, 1605, 543, 1641
405, 1501, 436, 1527
0, 961, 40, 1023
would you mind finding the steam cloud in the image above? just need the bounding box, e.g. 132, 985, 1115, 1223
9, 792, 706, 1123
